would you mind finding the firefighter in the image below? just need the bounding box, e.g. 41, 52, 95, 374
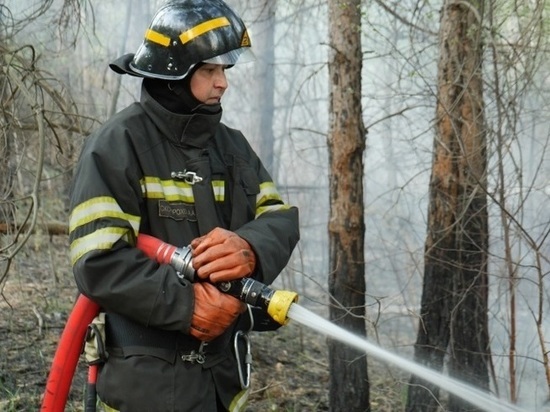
68, 0, 300, 411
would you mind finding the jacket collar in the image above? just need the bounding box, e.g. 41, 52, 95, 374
140, 83, 222, 148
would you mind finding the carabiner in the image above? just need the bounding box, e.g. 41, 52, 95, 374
233, 330, 252, 389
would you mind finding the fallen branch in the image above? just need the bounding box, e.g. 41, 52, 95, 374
0, 222, 68, 236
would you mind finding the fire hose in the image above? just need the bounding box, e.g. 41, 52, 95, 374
41, 234, 298, 411
136, 234, 299, 325
40, 294, 100, 412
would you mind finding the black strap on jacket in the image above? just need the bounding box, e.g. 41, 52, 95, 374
226, 155, 251, 231
185, 151, 224, 234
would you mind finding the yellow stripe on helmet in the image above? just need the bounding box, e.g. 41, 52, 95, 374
179, 17, 230, 45
145, 29, 171, 47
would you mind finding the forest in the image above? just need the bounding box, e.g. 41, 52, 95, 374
1, 0, 549, 411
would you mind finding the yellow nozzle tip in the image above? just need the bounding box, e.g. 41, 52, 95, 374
267, 290, 299, 325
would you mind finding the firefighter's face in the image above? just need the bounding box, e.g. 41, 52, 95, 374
190, 64, 228, 104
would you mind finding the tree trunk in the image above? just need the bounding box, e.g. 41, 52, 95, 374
246, 0, 276, 174
327, 1, 369, 411
407, 2, 490, 411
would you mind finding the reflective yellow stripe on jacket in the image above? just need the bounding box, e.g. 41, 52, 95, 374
229, 388, 250, 412
69, 178, 289, 265
69, 196, 140, 265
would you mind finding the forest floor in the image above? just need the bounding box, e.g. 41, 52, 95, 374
0, 234, 405, 411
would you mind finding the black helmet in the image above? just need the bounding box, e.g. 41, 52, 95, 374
110, 0, 253, 80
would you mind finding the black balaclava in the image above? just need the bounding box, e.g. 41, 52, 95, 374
144, 63, 221, 115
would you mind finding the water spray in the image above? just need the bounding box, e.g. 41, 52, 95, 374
287, 304, 529, 412
137, 234, 531, 411
42, 234, 533, 412
136, 234, 298, 326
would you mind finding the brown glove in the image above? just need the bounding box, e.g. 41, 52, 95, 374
191, 227, 257, 283
190, 282, 245, 341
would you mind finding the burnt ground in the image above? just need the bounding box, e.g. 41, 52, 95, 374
0, 235, 404, 411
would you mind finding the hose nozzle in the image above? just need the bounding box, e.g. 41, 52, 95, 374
267, 289, 299, 325
218, 278, 298, 325
137, 234, 299, 325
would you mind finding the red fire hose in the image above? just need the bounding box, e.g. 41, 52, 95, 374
41, 294, 100, 411
41, 234, 297, 411
39, 236, 166, 411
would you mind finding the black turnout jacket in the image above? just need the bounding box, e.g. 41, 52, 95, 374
68, 84, 299, 411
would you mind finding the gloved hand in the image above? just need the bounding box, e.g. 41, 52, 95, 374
191, 227, 257, 283
190, 282, 246, 341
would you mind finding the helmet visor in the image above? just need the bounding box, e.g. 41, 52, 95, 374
203, 47, 255, 66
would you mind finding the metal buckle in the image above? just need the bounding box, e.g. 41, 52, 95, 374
171, 170, 203, 185
180, 350, 205, 364
180, 342, 207, 364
